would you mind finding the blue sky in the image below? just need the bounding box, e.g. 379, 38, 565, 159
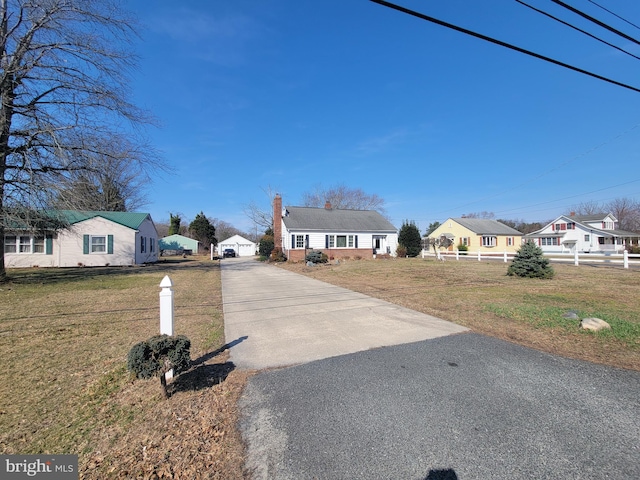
128, 0, 640, 234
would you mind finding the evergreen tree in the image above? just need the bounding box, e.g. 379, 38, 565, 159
398, 220, 422, 257
189, 212, 217, 248
507, 240, 555, 279
168, 213, 181, 235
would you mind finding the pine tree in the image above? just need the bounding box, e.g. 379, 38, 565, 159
507, 240, 554, 278
398, 220, 422, 257
189, 212, 217, 248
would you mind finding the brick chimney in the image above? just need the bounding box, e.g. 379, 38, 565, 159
570, 211, 575, 217
324, 201, 332, 210
273, 194, 282, 250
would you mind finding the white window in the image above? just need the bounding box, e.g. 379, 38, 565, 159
33, 236, 45, 254
482, 236, 497, 247
4, 235, 17, 253
92, 236, 106, 253
295, 235, 305, 248
584, 234, 590, 242
327, 235, 355, 248
19, 236, 32, 253
507, 237, 514, 246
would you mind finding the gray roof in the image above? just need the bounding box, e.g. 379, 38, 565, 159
571, 213, 617, 223
453, 218, 522, 235
282, 206, 396, 232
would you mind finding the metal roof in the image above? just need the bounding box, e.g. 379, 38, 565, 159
282, 206, 396, 232
59, 210, 151, 230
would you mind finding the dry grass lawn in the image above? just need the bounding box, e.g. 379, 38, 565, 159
1, 254, 638, 479
277, 256, 640, 371
0, 257, 249, 479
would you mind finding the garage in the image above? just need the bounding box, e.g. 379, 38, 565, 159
217, 234, 257, 257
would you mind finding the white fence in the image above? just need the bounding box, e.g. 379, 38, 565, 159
421, 249, 640, 269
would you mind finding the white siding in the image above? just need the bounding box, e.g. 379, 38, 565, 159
136, 218, 159, 264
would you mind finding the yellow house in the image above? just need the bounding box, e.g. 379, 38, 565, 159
428, 218, 523, 253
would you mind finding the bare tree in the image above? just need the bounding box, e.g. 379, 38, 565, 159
302, 184, 386, 214
461, 211, 495, 219
213, 219, 245, 242
0, 0, 163, 280
568, 201, 603, 216
243, 185, 278, 233
607, 197, 640, 232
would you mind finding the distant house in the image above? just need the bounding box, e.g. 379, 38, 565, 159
427, 218, 523, 253
525, 212, 640, 253
4, 210, 158, 268
159, 234, 200, 255
217, 234, 256, 257
274, 194, 398, 262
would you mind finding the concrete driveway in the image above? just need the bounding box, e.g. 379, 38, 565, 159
221, 257, 640, 479
221, 257, 468, 370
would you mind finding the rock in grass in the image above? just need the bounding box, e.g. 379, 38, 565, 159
563, 311, 579, 319
580, 317, 611, 331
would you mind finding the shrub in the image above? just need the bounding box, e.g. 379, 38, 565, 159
305, 250, 328, 264
269, 247, 287, 262
127, 334, 191, 398
398, 220, 422, 257
396, 244, 407, 257
626, 245, 640, 254
507, 240, 554, 279
457, 244, 468, 255
258, 235, 274, 257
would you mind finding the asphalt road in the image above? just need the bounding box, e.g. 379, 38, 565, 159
239, 333, 640, 480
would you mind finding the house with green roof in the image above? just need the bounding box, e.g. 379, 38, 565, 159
4, 210, 158, 268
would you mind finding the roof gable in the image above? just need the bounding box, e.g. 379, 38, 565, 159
220, 234, 255, 245
282, 206, 396, 232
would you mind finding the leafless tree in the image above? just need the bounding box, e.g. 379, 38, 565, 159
302, 184, 386, 214
567, 201, 603, 216
0, 0, 163, 280
460, 211, 495, 219
607, 197, 640, 232
243, 185, 279, 233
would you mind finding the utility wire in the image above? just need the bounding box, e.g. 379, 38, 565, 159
516, 0, 640, 61
551, 0, 640, 46
369, 0, 640, 93
587, 0, 640, 32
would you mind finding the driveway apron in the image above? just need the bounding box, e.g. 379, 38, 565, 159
221, 257, 468, 370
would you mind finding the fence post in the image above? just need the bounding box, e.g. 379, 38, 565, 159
574, 250, 579, 266
477, 250, 482, 261
159, 275, 175, 380
504, 251, 508, 263
624, 249, 629, 269
456, 250, 459, 261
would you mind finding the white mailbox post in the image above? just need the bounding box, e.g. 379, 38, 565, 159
159, 275, 174, 380
159, 275, 174, 336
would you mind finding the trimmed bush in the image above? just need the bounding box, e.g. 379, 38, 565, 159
127, 334, 191, 398
457, 244, 468, 255
396, 244, 407, 257
305, 250, 328, 264
507, 240, 554, 279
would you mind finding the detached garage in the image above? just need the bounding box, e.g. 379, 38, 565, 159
217, 234, 256, 257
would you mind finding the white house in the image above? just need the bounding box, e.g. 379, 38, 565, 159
525, 212, 640, 254
217, 234, 257, 257
273, 194, 398, 262
4, 211, 158, 268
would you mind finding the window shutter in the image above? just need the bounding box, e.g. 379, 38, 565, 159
83, 235, 89, 254
291, 235, 295, 249
107, 235, 114, 254
45, 236, 53, 255
305, 235, 309, 248
325, 235, 329, 248
355, 235, 358, 248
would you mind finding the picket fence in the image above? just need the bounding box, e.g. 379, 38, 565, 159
421, 249, 640, 269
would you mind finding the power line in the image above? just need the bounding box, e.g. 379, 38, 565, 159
587, 0, 640, 32
516, 0, 640, 62
551, 0, 640, 45
369, 0, 640, 93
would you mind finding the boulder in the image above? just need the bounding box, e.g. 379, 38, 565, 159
580, 317, 611, 331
